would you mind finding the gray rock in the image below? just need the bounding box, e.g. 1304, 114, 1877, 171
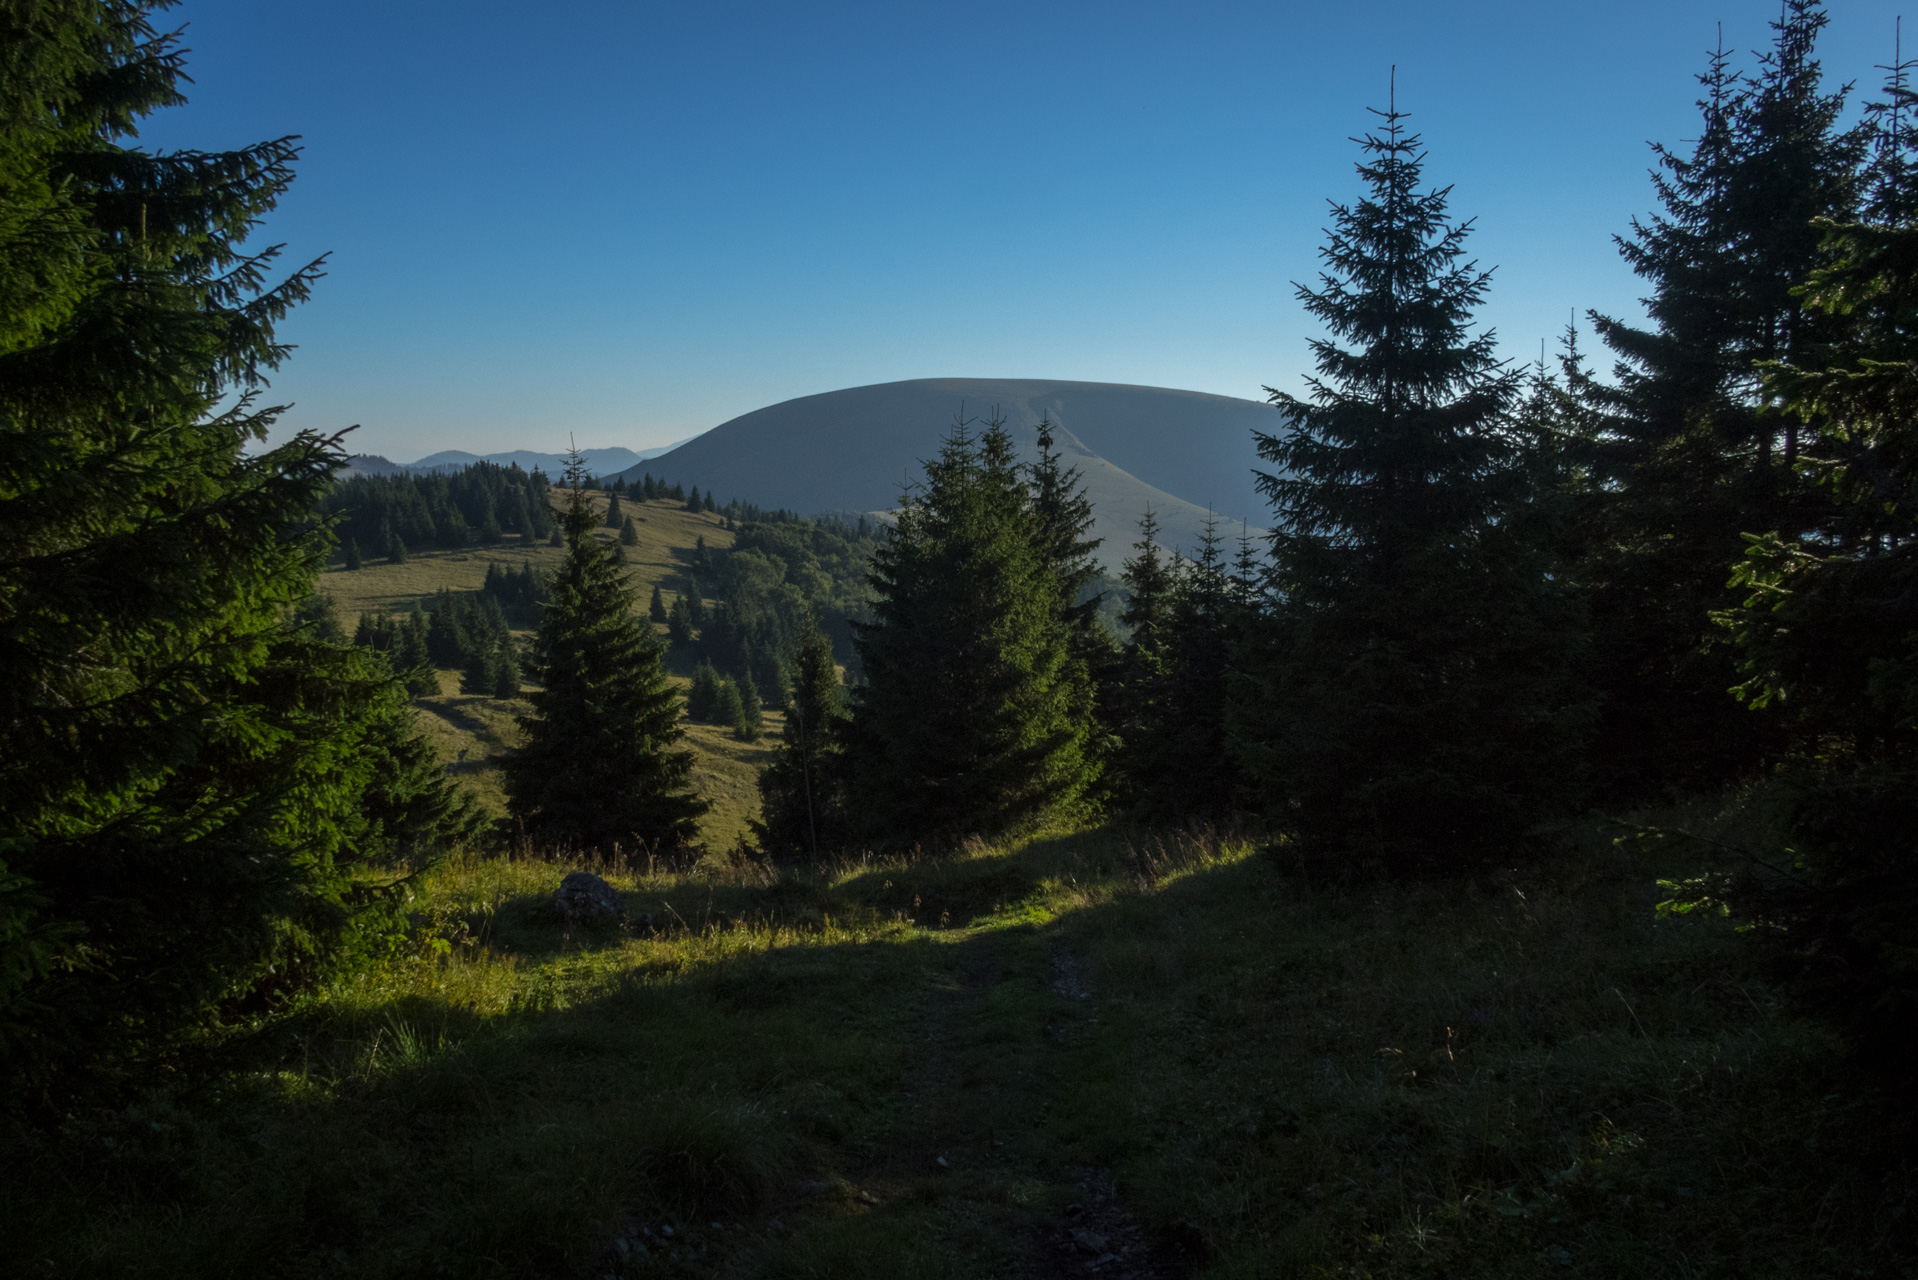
555, 871, 619, 922
1072, 1228, 1109, 1254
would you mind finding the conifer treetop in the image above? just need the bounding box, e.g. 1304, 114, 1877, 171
1258, 81, 1520, 564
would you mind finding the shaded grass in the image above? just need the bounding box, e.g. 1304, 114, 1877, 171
1043, 830, 1906, 1277
2, 824, 1907, 1278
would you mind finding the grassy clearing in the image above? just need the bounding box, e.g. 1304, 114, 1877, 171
407, 673, 778, 848
3, 821, 1906, 1278
319, 494, 776, 847
319, 493, 732, 632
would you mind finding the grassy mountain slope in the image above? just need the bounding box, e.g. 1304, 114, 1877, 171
5, 824, 1901, 1277
318, 493, 774, 849
618, 379, 1277, 567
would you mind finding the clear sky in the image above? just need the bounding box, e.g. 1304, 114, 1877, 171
143, 0, 1909, 461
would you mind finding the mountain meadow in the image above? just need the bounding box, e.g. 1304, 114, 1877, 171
5, 2, 1918, 1277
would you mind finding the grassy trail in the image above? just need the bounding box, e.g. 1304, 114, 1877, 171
793, 921, 1189, 1279
4, 828, 1908, 1278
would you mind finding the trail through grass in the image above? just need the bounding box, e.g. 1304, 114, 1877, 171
3, 828, 1909, 1278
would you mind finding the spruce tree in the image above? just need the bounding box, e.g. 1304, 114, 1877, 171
668, 593, 696, 646
847, 417, 1094, 842
503, 458, 706, 853
1028, 415, 1110, 792
0, 1, 480, 1099
398, 608, 436, 695
343, 537, 363, 570
1119, 510, 1172, 643
1710, 167, 1918, 1067
460, 642, 496, 696
734, 673, 764, 741
685, 485, 703, 512
492, 639, 522, 699
1128, 519, 1241, 823
687, 660, 722, 721
1230, 521, 1264, 606
1862, 32, 1918, 223
713, 677, 745, 733
755, 624, 849, 860
387, 528, 408, 564
650, 583, 668, 622
1230, 91, 1588, 869
619, 514, 638, 545
1582, 3, 1864, 793
1029, 416, 1104, 633
1106, 510, 1173, 805
604, 491, 623, 528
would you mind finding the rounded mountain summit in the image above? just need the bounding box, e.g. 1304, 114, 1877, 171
615, 378, 1277, 565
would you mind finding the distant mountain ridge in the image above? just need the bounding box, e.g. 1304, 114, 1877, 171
344, 440, 698, 478
610, 378, 1277, 567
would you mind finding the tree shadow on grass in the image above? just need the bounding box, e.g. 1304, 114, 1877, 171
9, 830, 1891, 1280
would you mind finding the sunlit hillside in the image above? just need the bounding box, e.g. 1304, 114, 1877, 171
317, 493, 777, 850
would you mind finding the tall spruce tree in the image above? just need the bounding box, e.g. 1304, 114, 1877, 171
754, 625, 849, 861
1582, 3, 1864, 793
847, 416, 1095, 842
1230, 90, 1588, 869
1027, 414, 1111, 797
0, 1, 481, 1100
1106, 510, 1173, 806
503, 458, 706, 853
1711, 167, 1918, 1068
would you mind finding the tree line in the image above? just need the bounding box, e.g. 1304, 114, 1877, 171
746, 1, 1917, 1067
321, 463, 558, 561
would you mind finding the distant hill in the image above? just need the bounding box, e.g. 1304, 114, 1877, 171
343, 440, 699, 479
611, 379, 1277, 566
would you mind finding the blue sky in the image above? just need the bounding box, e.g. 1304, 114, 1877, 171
144, 0, 1909, 460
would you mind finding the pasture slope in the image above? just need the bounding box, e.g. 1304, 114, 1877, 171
317, 492, 773, 850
